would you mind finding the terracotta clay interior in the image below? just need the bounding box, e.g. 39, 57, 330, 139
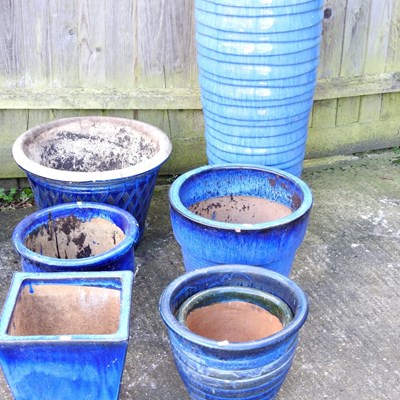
7, 284, 121, 336
189, 195, 292, 224
25, 215, 126, 259
28, 123, 157, 172
185, 301, 283, 342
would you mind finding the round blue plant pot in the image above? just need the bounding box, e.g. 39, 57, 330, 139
12, 202, 139, 273
169, 164, 312, 276
195, 0, 324, 176
0, 271, 133, 400
12, 116, 172, 244
159, 264, 309, 400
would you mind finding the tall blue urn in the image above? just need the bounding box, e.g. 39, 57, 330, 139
195, 0, 324, 176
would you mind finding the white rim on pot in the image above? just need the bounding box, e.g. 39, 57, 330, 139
12, 116, 172, 182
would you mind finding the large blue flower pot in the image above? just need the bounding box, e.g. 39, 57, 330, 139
169, 164, 312, 276
12, 116, 172, 244
12, 202, 139, 273
159, 264, 309, 399
195, 0, 324, 176
0, 271, 133, 400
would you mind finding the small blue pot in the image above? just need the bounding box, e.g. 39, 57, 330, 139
12, 202, 139, 273
12, 116, 172, 244
169, 164, 312, 276
159, 264, 309, 400
0, 271, 133, 400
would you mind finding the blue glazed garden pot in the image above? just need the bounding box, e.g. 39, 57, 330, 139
12, 116, 172, 244
0, 270, 133, 400
195, 0, 324, 176
169, 164, 312, 276
12, 202, 139, 273
159, 264, 309, 399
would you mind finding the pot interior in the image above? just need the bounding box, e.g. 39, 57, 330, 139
25, 120, 158, 172
188, 195, 292, 223
186, 301, 283, 342
178, 286, 293, 343
179, 168, 306, 222
7, 284, 121, 336
25, 215, 126, 259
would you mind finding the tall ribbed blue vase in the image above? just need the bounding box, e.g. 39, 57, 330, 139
195, 0, 324, 176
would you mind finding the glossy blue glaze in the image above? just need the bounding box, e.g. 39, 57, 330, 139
199, 74, 318, 101
159, 265, 309, 400
169, 164, 312, 276
0, 271, 133, 400
12, 202, 139, 273
26, 168, 158, 244
195, 0, 324, 176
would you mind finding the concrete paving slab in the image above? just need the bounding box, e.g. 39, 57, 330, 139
0, 150, 399, 399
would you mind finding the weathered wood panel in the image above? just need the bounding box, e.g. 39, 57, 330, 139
307, 111, 400, 157
386, 0, 400, 72
48, 1, 79, 87
1, 72, 399, 111
365, 0, 394, 75
137, 0, 197, 88
0, 1, 26, 87
340, 0, 372, 77
318, 0, 347, 79
1, 0, 400, 180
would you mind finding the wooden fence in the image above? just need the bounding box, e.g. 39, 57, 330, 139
1, 0, 399, 179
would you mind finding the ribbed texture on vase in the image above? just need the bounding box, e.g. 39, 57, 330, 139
195, 0, 323, 175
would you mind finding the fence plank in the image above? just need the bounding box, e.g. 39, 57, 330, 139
20, 0, 52, 86
386, 0, 400, 72
311, 99, 337, 129
307, 116, 400, 158
381, 92, 400, 120
340, 0, 372, 77
163, 0, 197, 88
0, 110, 29, 178
137, 0, 169, 87
137, 0, 197, 88
359, 94, 382, 121
0, 72, 399, 110
77, 0, 107, 87
318, 0, 347, 79
0, 1, 26, 86
365, 0, 393, 74
48, 0, 79, 87
104, 0, 137, 89
336, 97, 361, 125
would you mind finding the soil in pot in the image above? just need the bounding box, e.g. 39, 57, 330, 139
188, 195, 292, 224
185, 301, 283, 342
7, 284, 121, 336
33, 128, 157, 172
25, 215, 126, 259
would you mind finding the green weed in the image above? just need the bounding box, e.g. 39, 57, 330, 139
0, 187, 34, 209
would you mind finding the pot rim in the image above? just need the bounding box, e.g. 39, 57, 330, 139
12, 202, 139, 270
12, 116, 172, 182
159, 265, 309, 351
0, 271, 133, 342
169, 163, 313, 231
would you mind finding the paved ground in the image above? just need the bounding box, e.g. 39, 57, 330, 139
0, 150, 399, 399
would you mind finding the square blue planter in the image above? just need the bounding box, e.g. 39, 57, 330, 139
0, 271, 133, 400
